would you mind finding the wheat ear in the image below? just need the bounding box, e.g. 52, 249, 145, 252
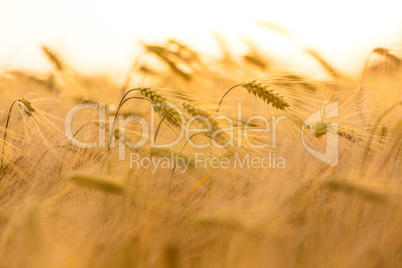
137, 87, 183, 129
17, 98, 36, 116
41, 46, 65, 72
241, 81, 290, 110
307, 122, 358, 142
216, 80, 290, 115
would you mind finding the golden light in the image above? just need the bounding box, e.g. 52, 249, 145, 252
1, 0, 401, 77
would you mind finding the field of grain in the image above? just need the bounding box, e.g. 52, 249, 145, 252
0, 36, 401, 268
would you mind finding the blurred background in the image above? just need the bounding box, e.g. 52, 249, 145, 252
1, 0, 401, 80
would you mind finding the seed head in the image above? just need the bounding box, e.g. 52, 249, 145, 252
17, 98, 36, 117
241, 80, 290, 110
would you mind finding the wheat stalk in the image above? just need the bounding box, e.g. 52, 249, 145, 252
69, 172, 125, 195
323, 178, 388, 204
107, 87, 183, 154
1, 98, 36, 175
108, 87, 184, 154
362, 101, 402, 169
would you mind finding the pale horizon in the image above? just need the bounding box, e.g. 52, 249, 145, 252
1, 0, 402, 79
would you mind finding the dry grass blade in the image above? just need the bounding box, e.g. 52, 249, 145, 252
362, 101, 402, 168
69, 172, 124, 195
323, 178, 389, 204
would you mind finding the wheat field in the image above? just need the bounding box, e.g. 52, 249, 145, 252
0, 36, 402, 268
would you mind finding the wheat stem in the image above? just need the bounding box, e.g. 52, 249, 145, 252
108, 94, 146, 151
215, 84, 241, 115
362, 101, 402, 169
0, 99, 18, 176
168, 132, 201, 200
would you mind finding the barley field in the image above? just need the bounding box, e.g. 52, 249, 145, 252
1, 28, 402, 268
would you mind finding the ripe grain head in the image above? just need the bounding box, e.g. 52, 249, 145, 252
240, 80, 290, 110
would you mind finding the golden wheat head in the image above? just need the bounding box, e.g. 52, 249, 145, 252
241, 80, 290, 110
137, 87, 182, 128
17, 98, 36, 117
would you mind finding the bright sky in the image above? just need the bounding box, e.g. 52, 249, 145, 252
1, 0, 401, 78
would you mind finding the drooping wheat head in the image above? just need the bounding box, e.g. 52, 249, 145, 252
17, 98, 36, 117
